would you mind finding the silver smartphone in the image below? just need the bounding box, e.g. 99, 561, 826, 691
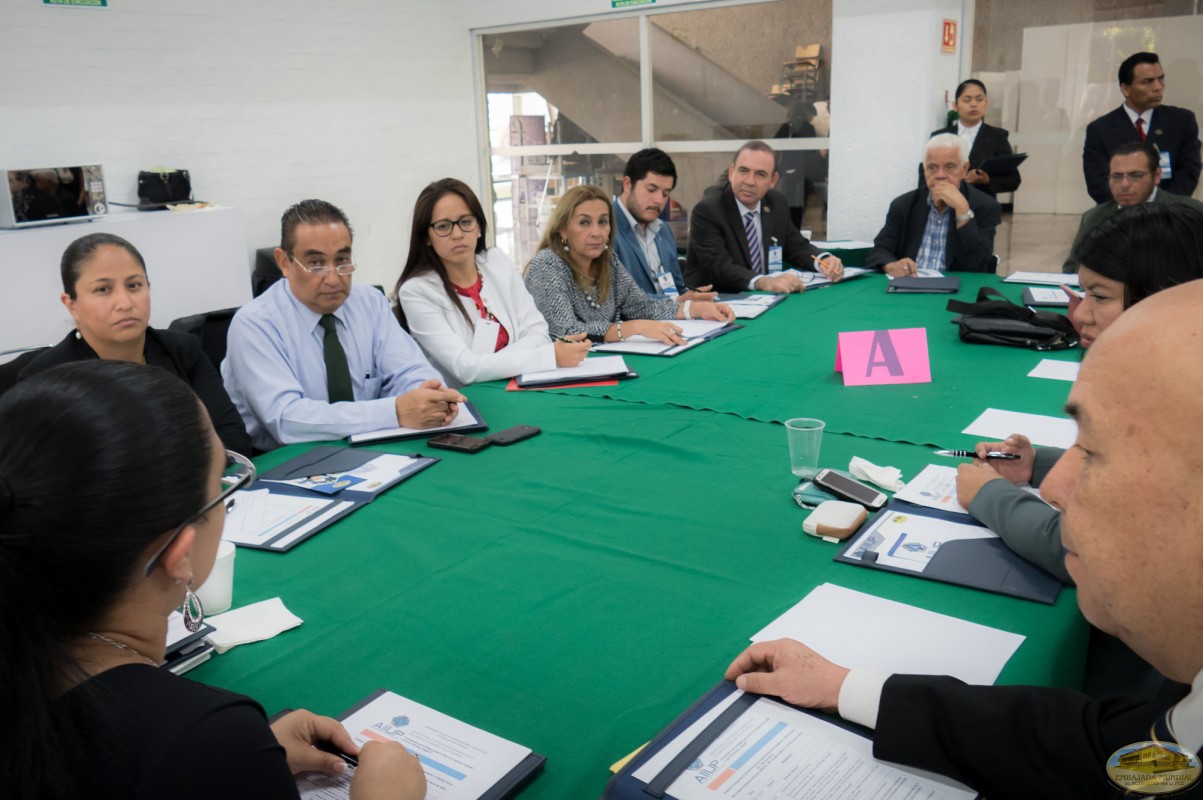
813, 469, 887, 510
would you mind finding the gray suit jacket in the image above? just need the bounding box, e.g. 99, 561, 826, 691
1063, 190, 1203, 272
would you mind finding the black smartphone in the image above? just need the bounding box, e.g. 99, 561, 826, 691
488, 425, 541, 446
813, 468, 887, 510
427, 433, 492, 453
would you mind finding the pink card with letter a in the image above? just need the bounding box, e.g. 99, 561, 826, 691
835, 328, 931, 386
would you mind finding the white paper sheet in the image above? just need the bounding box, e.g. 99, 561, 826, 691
221, 489, 339, 547
349, 405, 479, 445
1025, 286, 1071, 304
1028, 359, 1081, 382
205, 597, 302, 654
893, 464, 969, 514
519, 355, 629, 384
750, 583, 1024, 685
660, 698, 975, 800
724, 302, 770, 319
962, 407, 1078, 448
336, 690, 532, 800
842, 510, 996, 573
592, 337, 708, 356
1004, 270, 1081, 286
794, 265, 871, 288
810, 239, 876, 249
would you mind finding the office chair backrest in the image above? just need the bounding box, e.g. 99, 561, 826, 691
168, 308, 239, 368
0, 347, 49, 398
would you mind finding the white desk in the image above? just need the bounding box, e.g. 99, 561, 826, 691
0, 206, 251, 352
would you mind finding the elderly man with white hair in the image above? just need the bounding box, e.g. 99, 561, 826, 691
865, 132, 1001, 276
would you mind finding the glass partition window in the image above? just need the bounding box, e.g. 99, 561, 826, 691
479, 1, 834, 269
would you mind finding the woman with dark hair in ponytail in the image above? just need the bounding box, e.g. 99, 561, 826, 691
0, 361, 424, 800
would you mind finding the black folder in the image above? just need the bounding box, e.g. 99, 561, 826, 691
259, 445, 437, 500
977, 152, 1028, 177
834, 500, 1062, 604
887, 276, 960, 293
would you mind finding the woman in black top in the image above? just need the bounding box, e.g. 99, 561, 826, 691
0, 361, 424, 800
929, 79, 1022, 197
18, 232, 252, 454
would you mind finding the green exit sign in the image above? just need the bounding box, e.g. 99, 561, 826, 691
612, 0, 655, 7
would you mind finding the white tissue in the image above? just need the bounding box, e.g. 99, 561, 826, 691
849, 456, 905, 492
204, 597, 302, 654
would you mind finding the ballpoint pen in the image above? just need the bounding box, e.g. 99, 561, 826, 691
934, 449, 1021, 460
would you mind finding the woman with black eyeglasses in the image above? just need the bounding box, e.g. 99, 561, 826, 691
0, 361, 424, 800
394, 178, 592, 387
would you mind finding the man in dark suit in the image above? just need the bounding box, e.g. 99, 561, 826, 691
866, 133, 1000, 276
929, 78, 1021, 197
684, 140, 843, 294
1082, 51, 1201, 205
725, 280, 1203, 799
1064, 141, 1203, 272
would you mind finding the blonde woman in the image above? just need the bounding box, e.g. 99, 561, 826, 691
524, 185, 733, 344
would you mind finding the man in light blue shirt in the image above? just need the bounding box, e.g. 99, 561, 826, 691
222, 199, 465, 451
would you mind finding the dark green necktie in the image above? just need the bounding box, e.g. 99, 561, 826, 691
319, 314, 354, 403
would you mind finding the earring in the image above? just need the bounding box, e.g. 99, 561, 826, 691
182, 580, 205, 632
74, 330, 82, 340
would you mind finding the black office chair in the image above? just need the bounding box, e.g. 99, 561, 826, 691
252, 247, 282, 298
168, 308, 239, 368
0, 347, 49, 398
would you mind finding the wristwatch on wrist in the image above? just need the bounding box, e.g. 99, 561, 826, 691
956, 209, 975, 224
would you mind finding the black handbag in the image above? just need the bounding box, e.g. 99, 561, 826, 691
947, 286, 1079, 351
137, 169, 192, 208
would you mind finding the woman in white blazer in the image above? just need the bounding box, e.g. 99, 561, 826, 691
395, 179, 591, 387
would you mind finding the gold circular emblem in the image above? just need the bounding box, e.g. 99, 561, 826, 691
1107, 741, 1202, 795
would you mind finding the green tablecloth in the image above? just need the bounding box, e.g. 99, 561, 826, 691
488, 273, 1081, 450
190, 354, 1086, 798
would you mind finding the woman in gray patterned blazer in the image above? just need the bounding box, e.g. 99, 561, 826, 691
524, 185, 732, 344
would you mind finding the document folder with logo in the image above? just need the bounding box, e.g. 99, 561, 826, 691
603, 681, 977, 800
834, 500, 1062, 604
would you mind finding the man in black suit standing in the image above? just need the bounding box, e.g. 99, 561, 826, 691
684, 140, 844, 294
866, 133, 1000, 276
1082, 51, 1201, 205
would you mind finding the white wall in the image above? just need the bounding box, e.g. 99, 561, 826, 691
0, 0, 480, 293
828, 0, 962, 240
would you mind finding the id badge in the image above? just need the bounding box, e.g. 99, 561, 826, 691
471, 318, 501, 354
768, 245, 783, 273
656, 270, 679, 298
1160, 150, 1173, 179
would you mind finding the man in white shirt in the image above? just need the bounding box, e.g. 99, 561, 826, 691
725, 279, 1203, 798
222, 199, 465, 450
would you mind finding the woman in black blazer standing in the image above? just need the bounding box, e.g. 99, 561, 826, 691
931, 79, 1021, 197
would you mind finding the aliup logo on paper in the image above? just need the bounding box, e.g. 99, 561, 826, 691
371, 715, 411, 739
1106, 741, 1202, 795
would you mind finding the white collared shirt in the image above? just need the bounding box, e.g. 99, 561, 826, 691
1123, 104, 1154, 133
615, 194, 664, 279
736, 197, 767, 290
956, 120, 982, 150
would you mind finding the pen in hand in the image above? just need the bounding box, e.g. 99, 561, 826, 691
934, 449, 1021, 460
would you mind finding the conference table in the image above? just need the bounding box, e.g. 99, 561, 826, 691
190, 272, 1087, 799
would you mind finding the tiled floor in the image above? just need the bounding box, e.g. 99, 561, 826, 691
995, 212, 1080, 276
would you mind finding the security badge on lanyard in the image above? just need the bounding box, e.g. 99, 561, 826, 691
1160, 149, 1173, 179
656, 269, 680, 299
768, 237, 783, 273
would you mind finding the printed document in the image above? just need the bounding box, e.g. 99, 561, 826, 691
298, 690, 532, 799
221, 489, 352, 549
894, 464, 968, 514
519, 355, 629, 384
350, 405, 479, 445
750, 583, 1024, 685
843, 509, 995, 573
652, 697, 975, 800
